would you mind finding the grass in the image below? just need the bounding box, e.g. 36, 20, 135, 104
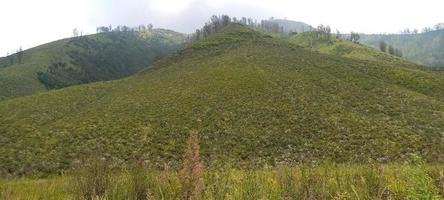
1, 24, 444, 176
0, 164, 443, 199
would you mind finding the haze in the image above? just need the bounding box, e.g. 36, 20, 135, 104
1, 0, 443, 56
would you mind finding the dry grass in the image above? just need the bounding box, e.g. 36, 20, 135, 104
180, 130, 204, 200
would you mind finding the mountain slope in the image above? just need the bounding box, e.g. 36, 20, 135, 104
0, 29, 186, 100
1, 24, 443, 176
360, 29, 444, 67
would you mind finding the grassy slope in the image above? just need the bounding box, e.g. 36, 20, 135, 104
1, 24, 444, 176
0, 40, 67, 100
1, 165, 443, 199
360, 30, 444, 67
0, 29, 186, 100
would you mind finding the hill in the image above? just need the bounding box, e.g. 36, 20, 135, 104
288, 31, 410, 64
360, 29, 444, 67
0, 29, 186, 100
1, 24, 444, 176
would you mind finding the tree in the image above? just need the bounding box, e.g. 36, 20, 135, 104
402, 28, 411, 34
379, 41, 387, 52
241, 17, 247, 25
147, 24, 153, 31
350, 32, 360, 43
194, 29, 201, 40
434, 23, 444, 30
336, 30, 341, 39
16, 47, 23, 64
247, 18, 253, 26
73, 28, 79, 37
221, 15, 231, 27
96, 26, 110, 33
422, 27, 432, 33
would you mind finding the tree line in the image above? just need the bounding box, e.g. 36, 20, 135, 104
190, 15, 289, 42
95, 24, 154, 34
398, 23, 444, 34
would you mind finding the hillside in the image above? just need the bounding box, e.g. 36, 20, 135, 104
0, 29, 186, 100
360, 29, 444, 67
289, 31, 410, 64
1, 24, 444, 176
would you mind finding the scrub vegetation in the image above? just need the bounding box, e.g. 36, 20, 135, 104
1, 22, 444, 199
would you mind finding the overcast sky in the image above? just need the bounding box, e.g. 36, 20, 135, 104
1, 0, 443, 56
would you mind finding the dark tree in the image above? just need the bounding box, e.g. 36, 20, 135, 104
16, 47, 23, 64
350, 32, 360, 43
96, 26, 110, 33
221, 15, 231, 27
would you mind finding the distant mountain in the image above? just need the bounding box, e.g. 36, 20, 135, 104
1, 24, 443, 176
0, 29, 186, 100
360, 29, 444, 67
270, 19, 313, 33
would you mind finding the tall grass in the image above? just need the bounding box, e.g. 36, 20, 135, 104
1, 164, 444, 199
128, 163, 150, 200
71, 157, 112, 200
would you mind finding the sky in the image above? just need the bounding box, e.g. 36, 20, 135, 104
0, 0, 443, 57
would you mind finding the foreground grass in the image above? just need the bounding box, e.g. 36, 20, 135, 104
1, 164, 443, 200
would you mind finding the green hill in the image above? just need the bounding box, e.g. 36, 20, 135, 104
0, 29, 186, 100
360, 29, 444, 67
1, 24, 444, 176
288, 31, 410, 64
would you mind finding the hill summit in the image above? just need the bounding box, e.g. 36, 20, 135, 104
1, 24, 443, 176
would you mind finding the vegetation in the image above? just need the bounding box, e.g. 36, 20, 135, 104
180, 130, 204, 200
0, 28, 186, 100
288, 30, 405, 63
1, 164, 443, 199
1, 24, 444, 177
